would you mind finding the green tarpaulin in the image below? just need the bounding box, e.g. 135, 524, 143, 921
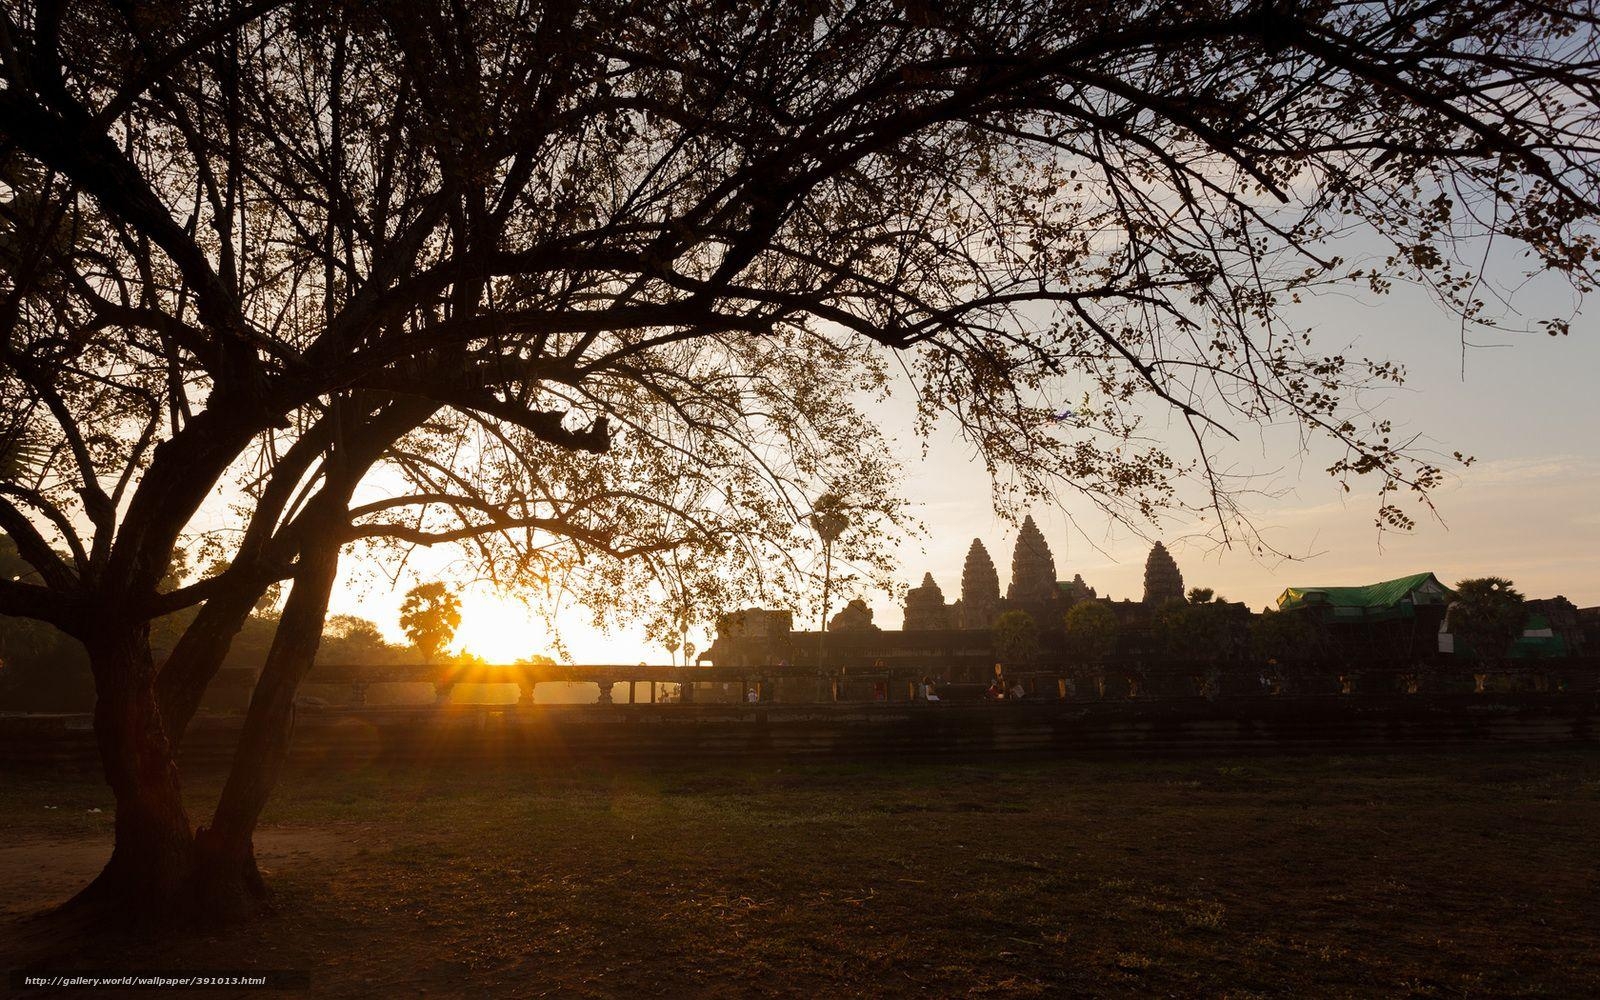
1276, 572, 1454, 619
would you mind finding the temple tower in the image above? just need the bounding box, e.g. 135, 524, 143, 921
1143, 541, 1184, 605
903, 573, 950, 630
958, 538, 1001, 629
829, 598, 877, 632
1061, 573, 1097, 608
1007, 515, 1058, 605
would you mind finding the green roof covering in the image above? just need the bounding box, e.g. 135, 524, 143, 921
1276, 573, 1453, 613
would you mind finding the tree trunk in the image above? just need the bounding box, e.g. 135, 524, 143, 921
76, 406, 427, 923
73, 562, 335, 922
159, 420, 340, 745
193, 536, 342, 919
75, 623, 197, 916
159, 581, 263, 746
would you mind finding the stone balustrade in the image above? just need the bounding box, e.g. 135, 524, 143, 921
201, 659, 1599, 710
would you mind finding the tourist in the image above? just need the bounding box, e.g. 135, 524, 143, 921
986, 679, 1003, 700
746, 687, 760, 704
922, 676, 941, 702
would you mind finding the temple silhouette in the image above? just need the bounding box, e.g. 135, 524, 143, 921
702, 515, 1181, 676
701, 516, 1596, 682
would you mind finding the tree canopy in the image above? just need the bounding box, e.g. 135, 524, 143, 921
1449, 576, 1527, 664
398, 581, 462, 662
5, 2, 1600, 638
992, 609, 1041, 667
1063, 600, 1118, 663
1156, 593, 1252, 663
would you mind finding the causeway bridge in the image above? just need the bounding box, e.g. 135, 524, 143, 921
3, 660, 1595, 770
210, 660, 1007, 708
202, 657, 1600, 709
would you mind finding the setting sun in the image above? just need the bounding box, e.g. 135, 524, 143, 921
451, 591, 545, 664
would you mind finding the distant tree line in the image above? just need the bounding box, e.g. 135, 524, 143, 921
981, 575, 1560, 673
1, 563, 485, 712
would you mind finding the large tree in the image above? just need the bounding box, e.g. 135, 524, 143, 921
0, 0, 1596, 923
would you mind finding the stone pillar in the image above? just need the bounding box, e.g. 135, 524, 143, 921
435, 681, 455, 706
595, 680, 614, 705
680, 679, 695, 704
518, 681, 536, 707
349, 682, 368, 708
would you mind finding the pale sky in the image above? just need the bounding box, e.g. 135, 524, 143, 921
322, 261, 1598, 664
881, 274, 1598, 617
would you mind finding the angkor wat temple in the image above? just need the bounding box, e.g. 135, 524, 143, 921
901, 515, 1099, 632
702, 516, 1186, 676
700, 518, 1595, 683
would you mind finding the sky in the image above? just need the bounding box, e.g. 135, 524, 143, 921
878, 274, 1600, 624
319, 258, 1599, 664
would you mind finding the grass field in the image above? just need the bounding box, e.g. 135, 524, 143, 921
3, 748, 1598, 998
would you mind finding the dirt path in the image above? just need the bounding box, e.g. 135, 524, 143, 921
0, 827, 362, 920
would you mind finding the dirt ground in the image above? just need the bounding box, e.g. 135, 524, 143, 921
3, 748, 1599, 998
0, 830, 365, 924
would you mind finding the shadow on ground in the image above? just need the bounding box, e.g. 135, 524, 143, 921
3, 748, 1597, 998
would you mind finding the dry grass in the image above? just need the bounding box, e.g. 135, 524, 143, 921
3, 748, 1599, 997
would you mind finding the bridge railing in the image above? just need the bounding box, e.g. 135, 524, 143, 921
200, 658, 1600, 710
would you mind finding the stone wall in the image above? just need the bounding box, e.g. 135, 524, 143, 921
4, 689, 1596, 771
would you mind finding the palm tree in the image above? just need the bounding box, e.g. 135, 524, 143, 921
0, 409, 45, 480
0, 430, 43, 480
1449, 578, 1526, 665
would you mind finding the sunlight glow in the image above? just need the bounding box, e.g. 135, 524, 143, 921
418, 582, 675, 666
451, 591, 545, 664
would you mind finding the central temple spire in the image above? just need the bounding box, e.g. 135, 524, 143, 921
1007, 514, 1057, 604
